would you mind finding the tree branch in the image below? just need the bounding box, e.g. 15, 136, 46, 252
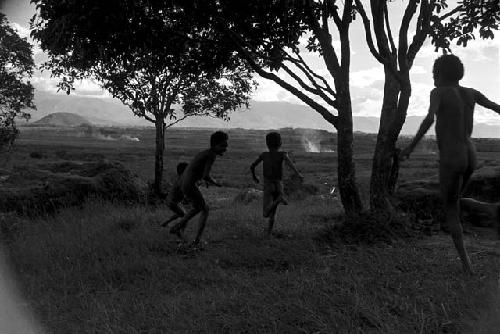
384, 1, 397, 55
354, 0, 385, 63
165, 114, 189, 129
281, 60, 338, 107
328, 0, 343, 29
305, 0, 342, 79
286, 49, 337, 97
236, 42, 338, 127
341, 0, 354, 27
398, 0, 417, 72
438, 5, 463, 21
407, 0, 435, 67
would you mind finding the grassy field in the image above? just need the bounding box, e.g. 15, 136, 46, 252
1, 127, 500, 333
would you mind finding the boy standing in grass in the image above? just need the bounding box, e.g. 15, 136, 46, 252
161, 162, 188, 227
169, 131, 228, 246
250, 131, 303, 235
400, 54, 500, 274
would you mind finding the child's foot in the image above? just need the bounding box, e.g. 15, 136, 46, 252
169, 225, 186, 241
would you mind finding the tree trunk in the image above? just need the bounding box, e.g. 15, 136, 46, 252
370, 67, 411, 212
153, 115, 166, 196
336, 92, 363, 216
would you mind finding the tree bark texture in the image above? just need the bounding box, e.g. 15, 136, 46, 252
154, 115, 166, 195
336, 91, 363, 216
370, 66, 411, 212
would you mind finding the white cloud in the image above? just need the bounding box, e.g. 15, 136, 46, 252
10, 22, 30, 39
350, 67, 384, 88
30, 71, 110, 98
252, 77, 303, 104
410, 65, 426, 75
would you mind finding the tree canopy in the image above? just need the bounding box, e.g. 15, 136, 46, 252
0, 13, 35, 148
31, 0, 255, 193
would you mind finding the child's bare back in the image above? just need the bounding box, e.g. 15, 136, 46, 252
434, 86, 477, 174
261, 151, 286, 181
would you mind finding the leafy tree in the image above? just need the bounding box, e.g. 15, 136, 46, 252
0, 13, 35, 149
30, 0, 255, 195
354, 0, 499, 213
172, 0, 499, 217
174, 0, 364, 215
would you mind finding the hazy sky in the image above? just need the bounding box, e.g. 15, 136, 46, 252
2, 0, 500, 125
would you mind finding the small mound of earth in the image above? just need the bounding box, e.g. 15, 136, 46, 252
0, 161, 145, 215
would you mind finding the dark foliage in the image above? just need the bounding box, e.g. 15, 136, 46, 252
0, 13, 35, 148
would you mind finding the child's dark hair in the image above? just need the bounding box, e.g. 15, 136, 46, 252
266, 132, 282, 149
433, 54, 464, 82
176, 162, 188, 175
210, 131, 228, 147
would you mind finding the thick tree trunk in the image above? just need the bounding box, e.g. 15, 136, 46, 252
336, 93, 363, 216
370, 67, 411, 212
153, 115, 166, 196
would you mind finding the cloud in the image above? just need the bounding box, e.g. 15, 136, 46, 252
351, 67, 384, 88
10, 22, 30, 38
252, 77, 303, 104
30, 70, 111, 98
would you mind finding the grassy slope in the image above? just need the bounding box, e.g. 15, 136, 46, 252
4, 192, 500, 334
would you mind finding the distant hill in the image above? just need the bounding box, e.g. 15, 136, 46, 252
26, 91, 147, 127
34, 112, 92, 127
19, 91, 500, 137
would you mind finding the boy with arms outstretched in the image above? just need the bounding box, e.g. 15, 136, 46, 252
169, 131, 228, 245
161, 162, 188, 227
400, 54, 500, 274
250, 132, 303, 235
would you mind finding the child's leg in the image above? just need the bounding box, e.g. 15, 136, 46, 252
441, 169, 473, 273
169, 207, 200, 238
263, 181, 274, 218
264, 182, 286, 218
267, 205, 277, 234
267, 183, 283, 234
188, 187, 208, 245
274, 181, 288, 205
193, 205, 209, 244
162, 202, 185, 227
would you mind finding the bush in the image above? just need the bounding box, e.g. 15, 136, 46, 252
0, 161, 146, 216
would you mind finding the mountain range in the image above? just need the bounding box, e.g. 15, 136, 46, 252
20, 90, 500, 138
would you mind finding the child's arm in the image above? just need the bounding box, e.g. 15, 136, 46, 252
400, 88, 439, 160
284, 153, 303, 179
474, 89, 500, 114
202, 155, 221, 187
250, 155, 263, 183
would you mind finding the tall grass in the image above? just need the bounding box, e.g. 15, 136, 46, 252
3, 195, 500, 333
